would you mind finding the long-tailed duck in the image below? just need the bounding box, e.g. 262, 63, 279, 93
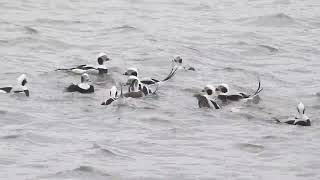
65, 73, 94, 93
56, 52, 110, 75
13, 74, 30, 97
101, 86, 119, 105
275, 102, 311, 126
123, 64, 178, 86
201, 80, 263, 103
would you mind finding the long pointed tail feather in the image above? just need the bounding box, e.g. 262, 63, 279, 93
162, 66, 178, 82
251, 79, 263, 97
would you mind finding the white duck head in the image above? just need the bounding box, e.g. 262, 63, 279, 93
215, 84, 229, 95
201, 85, 215, 97
97, 52, 110, 65
17, 74, 28, 90
296, 102, 309, 121
126, 75, 141, 92
123, 67, 138, 77
78, 73, 91, 90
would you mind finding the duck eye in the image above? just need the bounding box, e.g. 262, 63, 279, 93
115, 92, 118, 97
207, 89, 213, 95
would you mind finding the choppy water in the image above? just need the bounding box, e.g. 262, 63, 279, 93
1, 0, 320, 179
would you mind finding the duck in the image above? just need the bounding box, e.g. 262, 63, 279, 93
123, 75, 154, 98
194, 93, 221, 109
172, 56, 195, 71
101, 86, 119, 105
123, 63, 178, 86
56, 52, 110, 75
201, 80, 263, 103
13, 74, 30, 97
65, 73, 94, 93
275, 102, 311, 126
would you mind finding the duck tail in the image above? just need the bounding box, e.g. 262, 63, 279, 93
162, 65, 178, 82
55, 68, 72, 71
251, 79, 263, 97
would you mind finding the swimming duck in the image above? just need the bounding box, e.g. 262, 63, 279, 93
65, 73, 94, 93
56, 52, 110, 75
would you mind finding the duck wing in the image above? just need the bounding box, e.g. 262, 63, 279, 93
194, 94, 211, 108
65, 84, 79, 92
101, 98, 115, 105
0, 87, 12, 93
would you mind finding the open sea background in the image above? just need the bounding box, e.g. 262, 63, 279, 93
1, 0, 320, 179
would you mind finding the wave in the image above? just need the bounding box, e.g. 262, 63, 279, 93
110, 25, 141, 33
240, 13, 298, 27
24, 26, 39, 34
258, 45, 279, 52
35, 18, 82, 25
1, 134, 21, 139
92, 143, 126, 158
45, 165, 111, 179
237, 143, 265, 153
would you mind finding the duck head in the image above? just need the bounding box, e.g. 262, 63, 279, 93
97, 52, 110, 65
215, 84, 229, 95
81, 73, 91, 83
297, 102, 309, 121
123, 67, 138, 77
201, 85, 215, 96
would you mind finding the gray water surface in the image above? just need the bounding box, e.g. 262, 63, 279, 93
1, 0, 320, 179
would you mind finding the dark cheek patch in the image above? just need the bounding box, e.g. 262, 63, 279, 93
98, 58, 104, 65
22, 79, 27, 86
207, 89, 213, 95
220, 86, 228, 93
132, 71, 138, 76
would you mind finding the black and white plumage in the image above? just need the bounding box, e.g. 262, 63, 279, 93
276, 102, 311, 126
124, 76, 154, 98
0, 87, 12, 94
56, 52, 110, 75
172, 56, 195, 71
101, 86, 119, 105
121, 64, 178, 98
202, 81, 263, 103
194, 94, 221, 109
0, 74, 29, 96
65, 73, 94, 93
13, 74, 30, 97
123, 65, 178, 86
